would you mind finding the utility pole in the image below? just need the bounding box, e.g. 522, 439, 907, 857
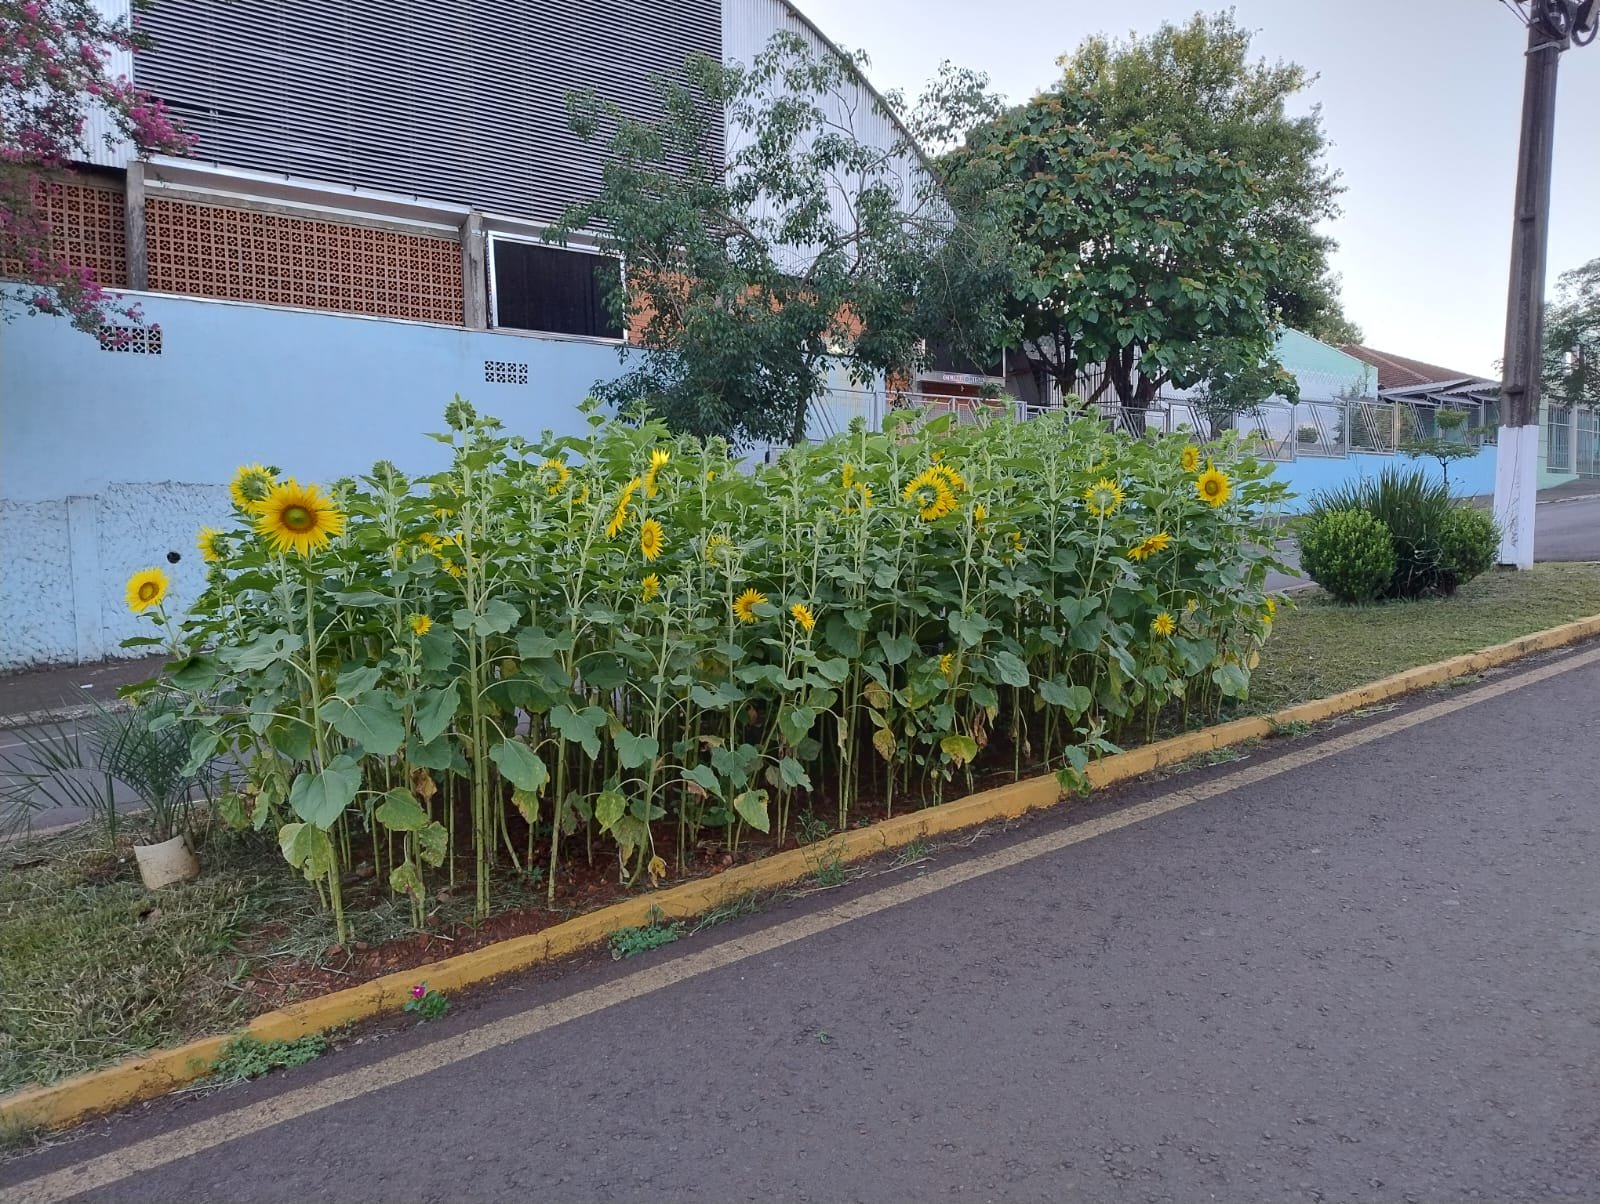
1494, 0, 1596, 567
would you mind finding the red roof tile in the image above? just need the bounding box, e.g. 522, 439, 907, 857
1339, 344, 1494, 391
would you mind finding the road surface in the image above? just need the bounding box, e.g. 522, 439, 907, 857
6, 642, 1600, 1202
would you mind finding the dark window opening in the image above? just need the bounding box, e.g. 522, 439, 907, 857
491, 241, 622, 340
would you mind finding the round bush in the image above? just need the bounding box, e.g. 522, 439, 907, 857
1439, 505, 1499, 592
1299, 508, 1397, 604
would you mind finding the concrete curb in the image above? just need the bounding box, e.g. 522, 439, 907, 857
6, 611, 1600, 1135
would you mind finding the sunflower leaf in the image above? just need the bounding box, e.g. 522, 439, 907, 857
289, 755, 362, 829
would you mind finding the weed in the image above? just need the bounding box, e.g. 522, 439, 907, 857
689, 892, 758, 936
1268, 718, 1313, 738
610, 910, 684, 960
795, 812, 831, 846
811, 841, 848, 887
209, 1034, 327, 1083
814, 1029, 831, 1045
891, 839, 930, 869
403, 983, 450, 1023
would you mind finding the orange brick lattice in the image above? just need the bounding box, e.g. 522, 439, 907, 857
146, 198, 463, 324
0, 177, 127, 287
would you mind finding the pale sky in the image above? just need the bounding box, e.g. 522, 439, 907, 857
795, 0, 1599, 379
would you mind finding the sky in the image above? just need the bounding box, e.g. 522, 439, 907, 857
794, 0, 1600, 379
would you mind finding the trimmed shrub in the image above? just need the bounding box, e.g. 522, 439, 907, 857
1299, 508, 1396, 604
1307, 466, 1458, 598
1439, 506, 1499, 589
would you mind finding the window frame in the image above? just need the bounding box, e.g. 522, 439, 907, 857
485, 232, 628, 344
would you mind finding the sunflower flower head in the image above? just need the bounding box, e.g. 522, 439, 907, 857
1151, 611, 1176, 638
705, 533, 733, 565
196, 526, 225, 564
1196, 466, 1232, 508
1180, 445, 1201, 473
540, 457, 571, 497
1009, 530, 1025, 555
973, 504, 988, 526
607, 477, 643, 538
1264, 596, 1278, 622
733, 588, 768, 625
125, 567, 168, 614
1127, 531, 1173, 562
642, 573, 661, 603
790, 602, 816, 632
1083, 478, 1126, 519
1186, 597, 1199, 614
409, 614, 433, 637
639, 517, 665, 562
840, 462, 855, 490
229, 463, 276, 511
252, 479, 346, 557
644, 448, 671, 498
930, 463, 967, 495
939, 652, 957, 681
903, 467, 958, 521
841, 480, 873, 513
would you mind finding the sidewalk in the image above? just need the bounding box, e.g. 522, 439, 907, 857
0, 655, 165, 728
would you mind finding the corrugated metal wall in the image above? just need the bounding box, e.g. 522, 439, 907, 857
81, 0, 134, 168
132, 0, 720, 224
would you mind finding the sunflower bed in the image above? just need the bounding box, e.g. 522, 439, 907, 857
133, 398, 1285, 941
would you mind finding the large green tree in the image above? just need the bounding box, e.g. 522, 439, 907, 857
950, 89, 1294, 416
1544, 257, 1600, 410
1059, 10, 1359, 345
558, 33, 1013, 446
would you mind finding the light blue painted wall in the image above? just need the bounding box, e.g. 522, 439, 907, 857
1, 294, 629, 667
1273, 328, 1375, 398
1271, 447, 1499, 513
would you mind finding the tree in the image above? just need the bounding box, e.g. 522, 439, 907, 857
949, 88, 1295, 421
558, 33, 1013, 447
2, 0, 190, 335
1543, 256, 1600, 411
1057, 10, 1359, 344
1400, 406, 1480, 492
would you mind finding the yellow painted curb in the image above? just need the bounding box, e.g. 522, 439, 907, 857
6, 610, 1600, 1134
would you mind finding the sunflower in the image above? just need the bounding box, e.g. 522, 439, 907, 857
733, 588, 768, 624
930, 463, 967, 495
903, 468, 958, 521
252, 479, 345, 556
840, 462, 855, 489
229, 463, 276, 511
642, 573, 661, 603
1151, 611, 1176, 638
1264, 596, 1278, 621
790, 602, 816, 632
639, 517, 665, 562
409, 614, 433, 637
705, 533, 733, 565
1185, 597, 1199, 614
973, 504, 988, 526
705, 469, 716, 482
841, 481, 873, 513
540, 457, 570, 497
1127, 531, 1173, 562
939, 652, 956, 681
1195, 466, 1232, 508
125, 567, 168, 613
1009, 530, 1025, 555
644, 448, 671, 497
1083, 478, 1125, 519
606, 477, 643, 538
1180, 445, 1201, 473
196, 526, 225, 564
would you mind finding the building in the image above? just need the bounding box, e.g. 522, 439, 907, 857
0, 0, 922, 669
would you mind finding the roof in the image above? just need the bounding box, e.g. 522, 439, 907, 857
1339, 344, 1497, 392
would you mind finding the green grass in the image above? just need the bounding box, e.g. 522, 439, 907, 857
208, 1034, 328, 1084
0, 824, 298, 1093
1247, 562, 1600, 713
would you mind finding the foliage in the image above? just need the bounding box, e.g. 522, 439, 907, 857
1297, 509, 1396, 604
1399, 407, 1480, 492
403, 982, 450, 1021
609, 915, 683, 960
2, 0, 191, 335
210, 1034, 327, 1083
0, 697, 218, 842
949, 86, 1293, 414
1306, 467, 1491, 600
1056, 10, 1357, 344
1543, 256, 1600, 411
1439, 506, 1499, 586
558, 32, 1013, 446
153, 399, 1285, 944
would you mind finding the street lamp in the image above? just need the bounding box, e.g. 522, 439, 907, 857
1494, 0, 1598, 567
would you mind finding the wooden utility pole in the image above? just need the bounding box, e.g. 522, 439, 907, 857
1494, 13, 1566, 567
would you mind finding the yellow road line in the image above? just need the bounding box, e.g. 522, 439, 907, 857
7, 642, 1597, 1204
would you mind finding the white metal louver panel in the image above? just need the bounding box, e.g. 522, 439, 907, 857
134, 0, 722, 224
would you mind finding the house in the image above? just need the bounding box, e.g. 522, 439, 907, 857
0, 0, 923, 669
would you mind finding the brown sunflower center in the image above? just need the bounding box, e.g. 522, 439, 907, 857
282, 505, 314, 531
137, 582, 159, 602
1203, 480, 1221, 497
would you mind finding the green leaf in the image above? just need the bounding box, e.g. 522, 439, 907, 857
278, 821, 334, 881
374, 788, 428, 832
950, 613, 990, 648
515, 627, 563, 660
167, 655, 219, 692
489, 739, 549, 794
991, 650, 1031, 688
222, 630, 304, 671
390, 860, 424, 901
577, 653, 628, 690
778, 756, 812, 790
474, 597, 521, 636
1212, 662, 1251, 699
288, 755, 362, 829
324, 692, 405, 756
335, 666, 381, 697
682, 763, 723, 800
415, 821, 448, 867
1038, 678, 1092, 716
407, 732, 458, 772
594, 788, 627, 833
732, 789, 771, 833
778, 705, 817, 746
613, 729, 660, 770
690, 681, 744, 709
414, 684, 459, 745
549, 705, 606, 758
940, 734, 979, 768
876, 630, 917, 666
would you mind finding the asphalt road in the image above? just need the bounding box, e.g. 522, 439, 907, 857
1267, 492, 1600, 593
7, 644, 1600, 1202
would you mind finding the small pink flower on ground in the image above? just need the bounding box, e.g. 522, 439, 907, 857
411, 984, 426, 1000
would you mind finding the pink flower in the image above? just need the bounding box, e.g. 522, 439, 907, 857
411, 984, 426, 1000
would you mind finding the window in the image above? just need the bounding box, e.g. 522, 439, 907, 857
490, 239, 623, 340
